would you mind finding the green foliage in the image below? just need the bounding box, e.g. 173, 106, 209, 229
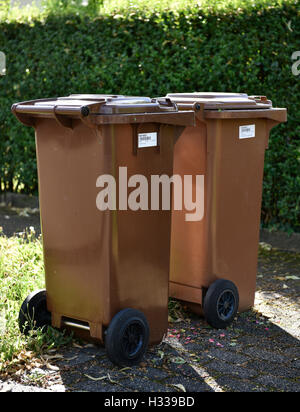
0, 229, 73, 370
0, 0, 299, 231
0, 229, 43, 365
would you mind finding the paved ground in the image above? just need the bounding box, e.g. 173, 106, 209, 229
0, 205, 41, 238
0, 206, 299, 392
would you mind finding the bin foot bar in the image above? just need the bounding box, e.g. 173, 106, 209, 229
51, 312, 103, 341
62, 318, 90, 331
169, 281, 203, 306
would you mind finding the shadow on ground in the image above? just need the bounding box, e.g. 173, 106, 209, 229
0, 206, 41, 238
51, 305, 299, 392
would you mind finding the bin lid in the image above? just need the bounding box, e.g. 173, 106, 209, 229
166, 92, 273, 110
35, 95, 179, 114
12, 94, 196, 127
13, 94, 179, 115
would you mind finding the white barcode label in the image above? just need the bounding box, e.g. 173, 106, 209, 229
138, 132, 157, 148
239, 124, 255, 139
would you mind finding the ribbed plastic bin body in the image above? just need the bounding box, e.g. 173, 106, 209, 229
13, 95, 195, 352
165, 93, 287, 317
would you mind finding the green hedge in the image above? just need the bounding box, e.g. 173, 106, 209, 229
0, 1, 299, 231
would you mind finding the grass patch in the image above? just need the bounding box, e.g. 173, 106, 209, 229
0, 228, 72, 377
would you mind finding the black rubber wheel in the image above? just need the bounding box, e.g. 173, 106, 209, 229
203, 279, 239, 329
105, 308, 150, 367
19, 289, 51, 335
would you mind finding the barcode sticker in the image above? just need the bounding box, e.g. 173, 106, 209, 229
239, 124, 255, 139
138, 132, 158, 148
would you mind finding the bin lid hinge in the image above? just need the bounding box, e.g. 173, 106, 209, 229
53, 106, 73, 129
193, 102, 206, 123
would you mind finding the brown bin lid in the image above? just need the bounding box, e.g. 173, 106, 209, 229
57, 95, 168, 113
13, 95, 180, 115
12, 94, 196, 127
166, 92, 273, 110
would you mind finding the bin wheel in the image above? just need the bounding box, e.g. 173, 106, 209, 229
203, 279, 239, 329
105, 308, 150, 367
19, 289, 51, 335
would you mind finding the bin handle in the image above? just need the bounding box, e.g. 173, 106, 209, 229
154, 97, 178, 112
12, 104, 90, 117
12, 102, 92, 129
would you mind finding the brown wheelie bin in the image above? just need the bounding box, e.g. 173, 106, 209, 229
164, 92, 287, 329
12, 95, 195, 365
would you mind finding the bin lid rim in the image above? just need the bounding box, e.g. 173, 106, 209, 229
36, 96, 153, 106
165, 92, 273, 109
63, 95, 153, 103
12, 95, 182, 116
22, 95, 177, 115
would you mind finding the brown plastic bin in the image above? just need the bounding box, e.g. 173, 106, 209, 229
12, 95, 195, 365
164, 92, 287, 329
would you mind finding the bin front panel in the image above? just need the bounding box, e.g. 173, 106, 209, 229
170, 117, 269, 311
35, 118, 179, 344
207, 118, 267, 310
170, 121, 209, 291
103, 123, 177, 344
35, 118, 111, 327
